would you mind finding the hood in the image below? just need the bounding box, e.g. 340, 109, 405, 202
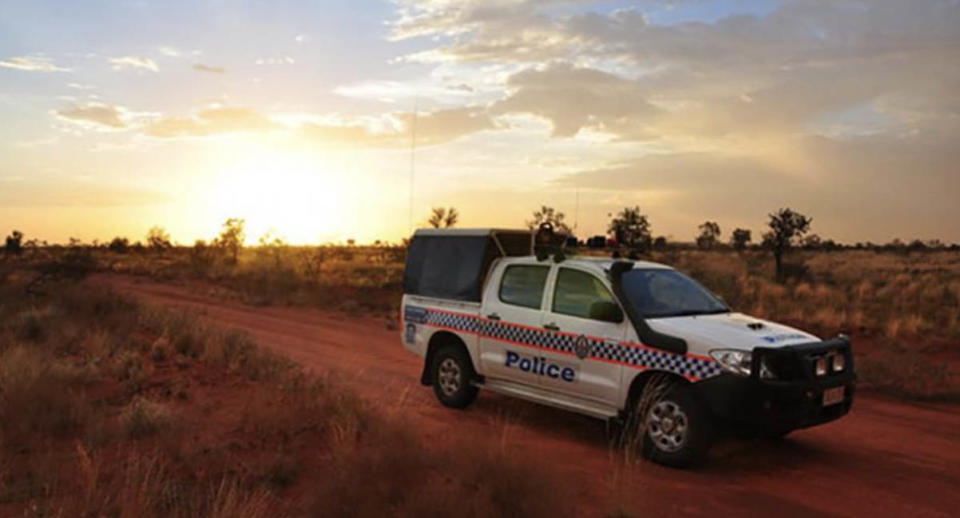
645, 312, 818, 354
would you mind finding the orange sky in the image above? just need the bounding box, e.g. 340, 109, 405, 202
1, 0, 958, 245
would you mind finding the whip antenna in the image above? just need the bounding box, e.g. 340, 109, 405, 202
408, 95, 418, 234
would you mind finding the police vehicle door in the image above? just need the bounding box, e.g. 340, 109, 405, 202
478, 263, 551, 385
540, 266, 627, 404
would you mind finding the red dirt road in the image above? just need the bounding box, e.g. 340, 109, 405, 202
96, 275, 960, 517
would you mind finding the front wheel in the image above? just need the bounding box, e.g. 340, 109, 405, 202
637, 383, 714, 468
430, 345, 478, 409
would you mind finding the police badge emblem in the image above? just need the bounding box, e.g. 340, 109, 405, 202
574, 334, 591, 359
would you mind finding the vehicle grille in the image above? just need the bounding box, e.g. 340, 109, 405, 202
754, 336, 853, 382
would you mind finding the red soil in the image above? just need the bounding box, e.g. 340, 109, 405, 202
95, 274, 960, 517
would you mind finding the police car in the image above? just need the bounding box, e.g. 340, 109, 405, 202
401, 228, 855, 467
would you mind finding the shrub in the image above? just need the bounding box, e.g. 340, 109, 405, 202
0, 347, 89, 444
121, 398, 174, 438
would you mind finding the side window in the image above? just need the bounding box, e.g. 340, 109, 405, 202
499, 265, 550, 309
552, 268, 617, 319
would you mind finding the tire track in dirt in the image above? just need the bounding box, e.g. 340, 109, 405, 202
94, 274, 960, 517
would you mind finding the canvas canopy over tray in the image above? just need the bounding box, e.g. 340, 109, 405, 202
403, 229, 533, 302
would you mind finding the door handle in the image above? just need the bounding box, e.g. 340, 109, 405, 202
486, 313, 501, 321
543, 323, 560, 331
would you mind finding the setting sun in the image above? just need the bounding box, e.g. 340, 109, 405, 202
206, 151, 346, 244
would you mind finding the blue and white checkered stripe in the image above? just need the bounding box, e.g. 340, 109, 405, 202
409, 307, 723, 381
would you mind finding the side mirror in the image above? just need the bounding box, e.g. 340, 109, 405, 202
589, 301, 624, 323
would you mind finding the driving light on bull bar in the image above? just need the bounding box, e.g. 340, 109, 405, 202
832, 353, 845, 372
815, 357, 828, 377
709, 349, 752, 376
758, 356, 777, 380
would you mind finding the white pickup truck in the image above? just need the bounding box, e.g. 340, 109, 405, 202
400, 228, 855, 466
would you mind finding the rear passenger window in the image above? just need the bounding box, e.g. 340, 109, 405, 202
499, 265, 549, 309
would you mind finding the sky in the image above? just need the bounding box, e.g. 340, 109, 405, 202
1, 0, 958, 245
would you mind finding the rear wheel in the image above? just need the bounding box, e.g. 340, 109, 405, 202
430, 345, 478, 409
637, 383, 713, 468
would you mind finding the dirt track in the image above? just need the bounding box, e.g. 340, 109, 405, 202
96, 275, 960, 517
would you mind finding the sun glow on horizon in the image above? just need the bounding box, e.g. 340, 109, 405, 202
206, 152, 347, 245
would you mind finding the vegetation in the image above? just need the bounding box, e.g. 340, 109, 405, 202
762, 208, 812, 280
695, 221, 721, 250
730, 228, 751, 250
0, 275, 573, 517
4, 212, 959, 403
217, 218, 246, 265
146, 226, 172, 253
608, 207, 652, 253
527, 205, 571, 233
427, 207, 459, 229
4, 230, 24, 255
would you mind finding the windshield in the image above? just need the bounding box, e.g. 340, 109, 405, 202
620, 269, 730, 319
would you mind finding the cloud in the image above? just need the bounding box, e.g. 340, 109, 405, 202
55, 103, 129, 130
143, 104, 493, 145
301, 107, 494, 147
333, 79, 479, 103
145, 107, 273, 138
0, 55, 70, 72
158, 46, 181, 57
193, 63, 226, 74
255, 57, 295, 65
295, 34, 309, 43
109, 56, 158, 72
391, 0, 960, 142
493, 63, 660, 138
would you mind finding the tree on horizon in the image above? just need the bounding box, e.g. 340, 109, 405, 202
608, 206, 652, 252
696, 221, 721, 250
527, 205, 571, 234
427, 207, 459, 228
762, 208, 812, 280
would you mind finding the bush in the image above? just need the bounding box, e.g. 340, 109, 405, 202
0, 347, 89, 444
121, 398, 174, 438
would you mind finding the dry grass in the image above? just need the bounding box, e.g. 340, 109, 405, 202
654, 249, 960, 340
0, 277, 573, 517
99, 244, 402, 316
91, 245, 960, 340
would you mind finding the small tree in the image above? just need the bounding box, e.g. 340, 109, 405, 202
695, 221, 721, 250
527, 206, 571, 234
257, 231, 287, 268
427, 207, 459, 228
4, 230, 24, 255
802, 234, 822, 250
146, 226, 172, 253
108, 236, 130, 254
25, 239, 95, 294
190, 239, 217, 273
730, 228, 752, 250
762, 208, 812, 280
608, 206, 652, 252
216, 218, 246, 265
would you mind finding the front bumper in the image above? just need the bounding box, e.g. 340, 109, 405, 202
694, 336, 856, 433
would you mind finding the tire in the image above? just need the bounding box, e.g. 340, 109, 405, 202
430, 345, 479, 409
636, 382, 714, 468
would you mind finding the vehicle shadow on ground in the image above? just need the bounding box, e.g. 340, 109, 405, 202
462, 389, 843, 474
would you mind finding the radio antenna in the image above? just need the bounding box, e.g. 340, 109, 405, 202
574, 187, 580, 236
408, 95, 418, 234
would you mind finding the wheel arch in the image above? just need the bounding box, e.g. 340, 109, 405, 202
420, 330, 477, 386
622, 369, 692, 413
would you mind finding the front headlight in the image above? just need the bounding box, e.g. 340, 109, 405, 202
709, 349, 752, 376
